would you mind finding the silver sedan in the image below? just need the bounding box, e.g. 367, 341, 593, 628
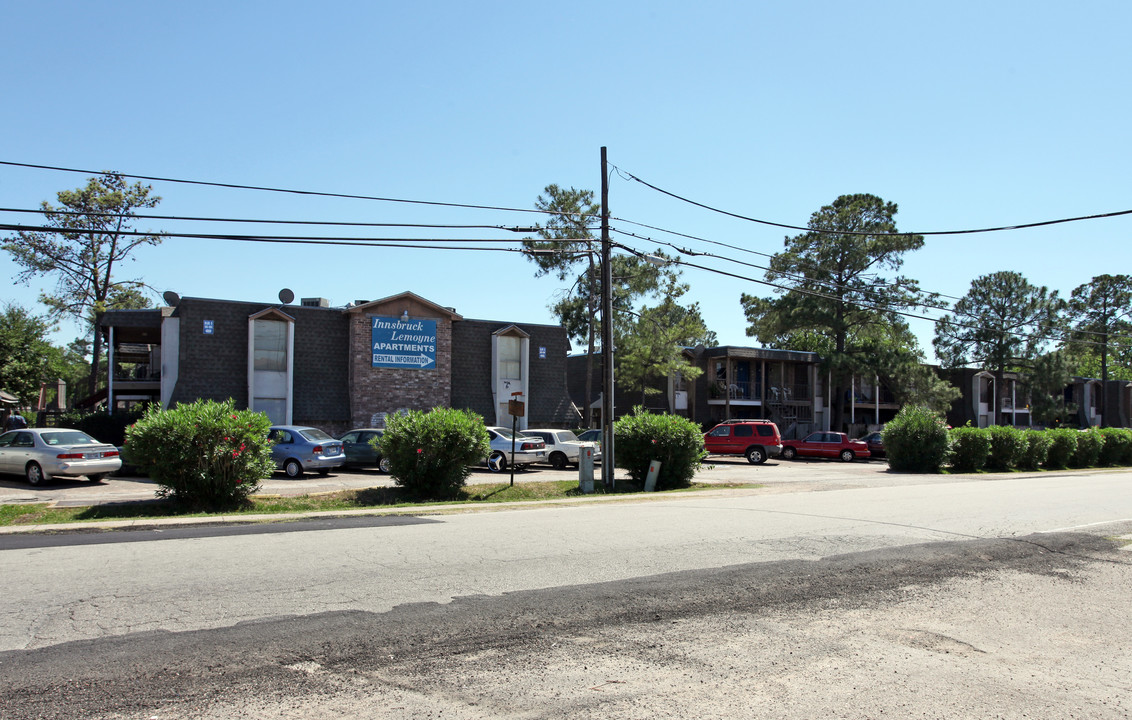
0, 428, 122, 485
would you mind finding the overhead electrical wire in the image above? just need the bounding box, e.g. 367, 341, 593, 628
608, 218, 1124, 338
610, 163, 1132, 237
0, 206, 539, 233
4, 158, 1125, 350
0, 223, 528, 252
611, 235, 1129, 350
0, 160, 597, 221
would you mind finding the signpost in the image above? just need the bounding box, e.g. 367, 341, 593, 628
508, 392, 524, 487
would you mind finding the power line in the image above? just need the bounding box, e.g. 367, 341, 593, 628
611, 236, 1128, 350
0, 223, 528, 252
611, 163, 1132, 237
0, 206, 539, 233
0, 160, 584, 219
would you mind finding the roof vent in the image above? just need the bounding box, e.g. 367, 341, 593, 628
301, 297, 330, 308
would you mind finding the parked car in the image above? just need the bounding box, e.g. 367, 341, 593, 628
523, 428, 601, 469
702, 419, 783, 464
860, 431, 885, 458
268, 425, 345, 478
781, 431, 869, 462
576, 429, 602, 445
484, 426, 546, 472
0, 428, 122, 485
339, 428, 389, 472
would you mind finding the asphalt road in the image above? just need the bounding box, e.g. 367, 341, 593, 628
2, 465, 1130, 718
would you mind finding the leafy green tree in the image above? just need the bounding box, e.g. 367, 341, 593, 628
1065, 274, 1132, 425
523, 185, 675, 424
1026, 350, 1075, 426
0, 304, 62, 406
617, 273, 715, 405
933, 271, 1062, 426
2, 172, 163, 397
741, 193, 928, 431
522, 185, 600, 424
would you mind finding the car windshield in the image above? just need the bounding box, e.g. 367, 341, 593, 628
41, 431, 98, 446
493, 428, 526, 440
298, 428, 335, 442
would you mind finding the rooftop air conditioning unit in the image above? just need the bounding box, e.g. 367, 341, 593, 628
301, 297, 330, 308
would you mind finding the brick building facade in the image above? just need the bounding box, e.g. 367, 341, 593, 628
101, 291, 578, 435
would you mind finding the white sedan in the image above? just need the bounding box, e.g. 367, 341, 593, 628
0, 428, 122, 485
523, 428, 602, 469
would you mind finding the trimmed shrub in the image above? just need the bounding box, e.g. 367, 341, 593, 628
380, 407, 490, 499
1018, 430, 1052, 470
986, 425, 1029, 471
124, 399, 275, 509
883, 405, 950, 473
948, 425, 990, 473
614, 406, 707, 490
1044, 428, 1078, 469
1098, 428, 1132, 466
1072, 427, 1105, 468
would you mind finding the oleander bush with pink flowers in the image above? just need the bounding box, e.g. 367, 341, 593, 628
124, 399, 275, 509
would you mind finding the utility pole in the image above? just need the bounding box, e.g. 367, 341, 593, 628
600, 147, 615, 487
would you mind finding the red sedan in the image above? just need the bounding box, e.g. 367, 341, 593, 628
781, 431, 869, 462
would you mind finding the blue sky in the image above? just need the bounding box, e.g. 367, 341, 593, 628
3, 1, 1129, 362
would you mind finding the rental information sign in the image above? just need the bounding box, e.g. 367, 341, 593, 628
371, 316, 437, 369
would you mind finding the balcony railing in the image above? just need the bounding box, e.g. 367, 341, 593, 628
112, 365, 160, 381
713, 380, 762, 400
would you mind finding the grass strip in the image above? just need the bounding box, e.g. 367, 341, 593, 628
0, 481, 758, 527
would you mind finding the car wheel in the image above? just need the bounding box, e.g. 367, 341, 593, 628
284, 459, 304, 478
782, 447, 797, 461
378, 457, 391, 473
25, 462, 45, 486
745, 447, 767, 465
487, 452, 507, 473
549, 452, 568, 470
840, 449, 855, 462
317, 468, 330, 476
87, 473, 107, 483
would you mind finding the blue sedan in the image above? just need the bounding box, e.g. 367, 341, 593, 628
268, 425, 345, 478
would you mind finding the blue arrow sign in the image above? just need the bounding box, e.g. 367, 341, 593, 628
371, 316, 437, 369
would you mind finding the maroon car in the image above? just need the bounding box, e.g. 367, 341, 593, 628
781, 431, 869, 462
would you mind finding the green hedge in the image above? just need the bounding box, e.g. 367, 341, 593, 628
614, 407, 706, 490
379, 407, 490, 499
1044, 428, 1079, 469
124, 399, 275, 510
1098, 428, 1132, 466
1072, 427, 1105, 468
1018, 431, 1052, 470
884, 406, 951, 473
903, 420, 1132, 474
948, 426, 990, 473
986, 425, 1029, 471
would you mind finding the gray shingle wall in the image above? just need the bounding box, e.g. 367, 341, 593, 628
168, 299, 349, 430
452, 320, 577, 427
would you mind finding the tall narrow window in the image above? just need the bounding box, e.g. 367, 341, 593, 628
499, 334, 521, 380
254, 320, 287, 371
250, 314, 292, 425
